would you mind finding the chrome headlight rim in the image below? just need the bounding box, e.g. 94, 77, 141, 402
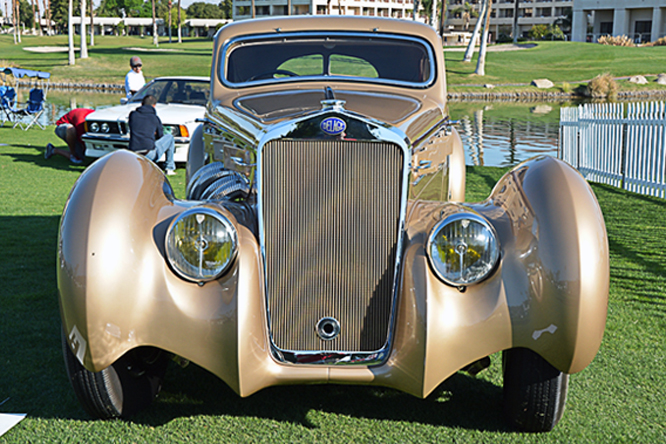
426, 211, 500, 287
89, 122, 99, 132
165, 207, 239, 283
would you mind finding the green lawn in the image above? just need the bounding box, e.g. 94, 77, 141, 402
0, 126, 664, 442
2, 35, 666, 94
445, 41, 666, 88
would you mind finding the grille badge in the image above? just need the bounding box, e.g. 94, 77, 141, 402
316, 317, 341, 341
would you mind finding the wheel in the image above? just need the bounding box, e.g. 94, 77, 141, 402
502, 348, 569, 432
62, 328, 170, 419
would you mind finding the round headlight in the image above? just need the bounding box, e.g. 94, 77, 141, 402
165, 208, 238, 282
89, 122, 99, 132
427, 212, 500, 286
101, 123, 110, 133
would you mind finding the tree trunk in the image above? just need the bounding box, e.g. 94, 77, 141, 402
168, 1, 172, 44
44, 0, 51, 35
68, 0, 75, 65
288, 0, 291, 15
31, 0, 36, 34
89, 0, 94, 46
431, 0, 437, 31
152, 0, 158, 46
463, 0, 487, 62
15, 0, 21, 43
512, 0, 520, 43
80, 0, 88, 58
177, 0, 182, 43
439, 0, 447, 36
251, 0, 255, 18
475, 0, 492, 76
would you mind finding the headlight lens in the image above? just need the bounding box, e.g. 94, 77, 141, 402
165, 208, 238, 282
427, 212, 499, 286
101, 123, 110, 133
89, 122, 99, 132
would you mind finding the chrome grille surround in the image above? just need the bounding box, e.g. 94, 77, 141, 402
258, 116, 410, 366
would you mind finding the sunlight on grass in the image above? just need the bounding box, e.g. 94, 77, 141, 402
0, 127, 663, 442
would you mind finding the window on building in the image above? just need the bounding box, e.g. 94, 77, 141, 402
600, 22, 613, 35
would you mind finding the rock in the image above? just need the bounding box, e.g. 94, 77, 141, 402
484, 84, 495, 89
531, 78, 554, 89
531, 105, 553, 114
628, 75, 648, 85
656, 74, 666, 85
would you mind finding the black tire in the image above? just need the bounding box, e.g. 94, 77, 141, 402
502, 348, 569, 432
62, 328, 170, 419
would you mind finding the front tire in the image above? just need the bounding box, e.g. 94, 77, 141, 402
62, 329, 170, 419
503, 348, 569, 432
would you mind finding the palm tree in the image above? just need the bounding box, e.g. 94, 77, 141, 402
167, 0, 172, 43
512, 0, 520, 43
475, 0, 492, 76
151, 0, 158, 46
68, 0, 75, 65
463, 0, 487, 62
80, 0, 88, 58
439, 0, 447, 36
251, 0, 255, 18
89, 0, 94, 47
31, 0, 36, 34
177, 0, 182, 43
431, 0, 437, 29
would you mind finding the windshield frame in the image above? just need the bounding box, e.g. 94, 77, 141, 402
129, 78, 210, 105
220, 32, 437, 90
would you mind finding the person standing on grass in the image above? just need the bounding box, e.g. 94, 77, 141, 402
45, 108, 95, 164
125, 56, 146, 99
128, 94, 176, 176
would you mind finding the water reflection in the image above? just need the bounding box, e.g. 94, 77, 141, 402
27, 89, 566, 169
449, 102, 563, 168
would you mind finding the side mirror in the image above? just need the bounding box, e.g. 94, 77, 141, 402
120, 97, 128, 105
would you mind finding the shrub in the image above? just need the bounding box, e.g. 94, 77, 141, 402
597, 35, 635, 47
528, 24, 565, 41
644, 37, 666, 47
496, 33, 513, 44
528, 24, 549, 40
585, 73, 619, 99
561, 82, 572, 93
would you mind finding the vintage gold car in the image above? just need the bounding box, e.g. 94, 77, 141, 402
58, 16, 609, 432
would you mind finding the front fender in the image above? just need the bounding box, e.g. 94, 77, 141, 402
410, 156, 608, 396
57, 151, 256, 394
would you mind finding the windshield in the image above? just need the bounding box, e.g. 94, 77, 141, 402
223, 33, 434, 88
131, 79, 210, 106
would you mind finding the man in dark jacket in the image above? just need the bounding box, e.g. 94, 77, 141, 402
128, 94, 176, 175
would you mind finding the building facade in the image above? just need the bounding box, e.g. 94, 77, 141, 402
447, 0, 573, 41
572, 0, 666, 43
233, 0, 420, 21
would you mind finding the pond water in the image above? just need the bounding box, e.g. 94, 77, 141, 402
26, 89, 573, 168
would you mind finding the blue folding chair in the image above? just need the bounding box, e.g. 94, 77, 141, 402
0, 86, 17, 126
12, 88, 46, 130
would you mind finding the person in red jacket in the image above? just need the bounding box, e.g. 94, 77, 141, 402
45, 108, 95, 164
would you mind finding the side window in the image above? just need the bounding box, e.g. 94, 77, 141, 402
277, 55, 324, 77
329, 55, 378, 78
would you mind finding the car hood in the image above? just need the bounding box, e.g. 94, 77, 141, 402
87, 103, 204, 124
233, 89, 425, 125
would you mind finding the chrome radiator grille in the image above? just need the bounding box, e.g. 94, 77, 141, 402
262, 139, 404, 352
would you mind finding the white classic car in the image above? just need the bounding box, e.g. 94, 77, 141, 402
82, 76, 209, 163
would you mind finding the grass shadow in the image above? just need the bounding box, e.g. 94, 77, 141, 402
130, 363, 508, 433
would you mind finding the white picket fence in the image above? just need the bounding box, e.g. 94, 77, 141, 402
559, 102, 666, 197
